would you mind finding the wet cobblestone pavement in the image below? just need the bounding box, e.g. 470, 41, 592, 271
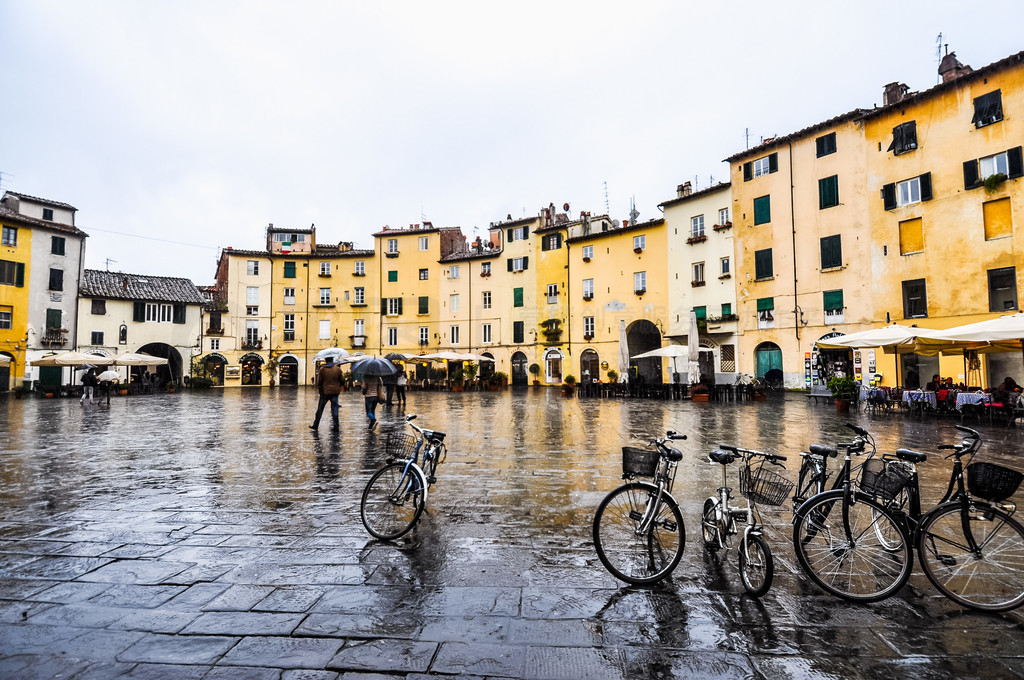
1, 388, 1023, 679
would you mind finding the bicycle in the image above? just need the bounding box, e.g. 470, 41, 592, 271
792, 442, 843, 513
593, 430, 688, 585
702, 444, 792, 597
359, 414, 447, 541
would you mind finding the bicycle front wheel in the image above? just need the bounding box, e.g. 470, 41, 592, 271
360, 462, 425, 540
739, 533, 774, 597
593, 482, 685, 585
793, 490, 912, 602
701, 498, 724, 552
918, 503, 1024, 612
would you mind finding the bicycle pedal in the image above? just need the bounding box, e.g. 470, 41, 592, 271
662, 521, 677, 532
426, 476, 436, 485
939, 554, 957, 567
629, 510, 644, 522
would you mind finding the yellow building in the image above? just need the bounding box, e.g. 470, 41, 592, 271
0, 207, 31, 390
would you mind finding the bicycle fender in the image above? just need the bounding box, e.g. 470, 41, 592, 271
791, 488, 846, 524
408, 462, 428, 507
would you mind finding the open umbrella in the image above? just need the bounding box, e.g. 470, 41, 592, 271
618, 320, 630, 382
350, 356, 399, 376
459, 353, 496, 362
96, 370, 120, 382
315, 347, 350, 362
420, 351, 467, 361
31, 351, 114, 366
114, 352, 168, 366
688, 310, 701, 385
632, 344, 688, 382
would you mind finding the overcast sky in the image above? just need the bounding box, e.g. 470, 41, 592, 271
3, 1, 1023, 284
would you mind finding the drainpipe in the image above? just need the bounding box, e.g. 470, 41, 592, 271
788, 141, 799, 344
467, 260, 473, 350
73, 236, 86, 351
304, 252, 310, 383
268, 254, 274, 383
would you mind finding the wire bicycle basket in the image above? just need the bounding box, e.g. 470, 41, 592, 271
739, 464, 793, 506
622, 446, 659, 478
385, 432, 419, 460
967, 462, 1024, 502
859, 458, 913, 502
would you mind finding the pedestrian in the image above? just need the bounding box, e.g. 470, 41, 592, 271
309, 356, 344, 430
396, 369, 407, 406
80, 368, 97, 405
383, 370, 398, 406
361, 374, 385, 430
99, 378, 112, 405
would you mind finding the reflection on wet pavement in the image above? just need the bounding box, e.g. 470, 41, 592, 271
1, 389, 1022, 678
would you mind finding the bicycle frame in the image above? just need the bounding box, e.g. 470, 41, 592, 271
391, 416, 447, 510
635, 446, 679, 536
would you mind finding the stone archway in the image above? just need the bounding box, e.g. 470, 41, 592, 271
239, 353, 264, 386
0, 352, 12, 392
137, 343, 183, 386
627, 320, 662, 384
510, 351, 528, 386
580, 349, 600, 383
278, 355, 299, 386
754, 342, 783, 383
201, 353, 227, 386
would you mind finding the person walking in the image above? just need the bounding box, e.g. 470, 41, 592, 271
309, 357, 344, 430
396, 369, 407, 406
361, 374, 385, 430
80, 368, 98, 405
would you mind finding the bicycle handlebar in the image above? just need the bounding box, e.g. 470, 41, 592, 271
717, 443, 785, 463
845, 423, 868, 437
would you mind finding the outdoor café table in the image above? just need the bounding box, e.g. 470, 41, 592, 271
903, 390, 937, 408
955, 392, 990, 410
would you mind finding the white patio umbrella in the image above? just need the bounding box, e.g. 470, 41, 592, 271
631, 344, 688, 380
31, 351, 114, 366
815, 323, 949, 388
0, 355, 10, 366
96, 370, 120, 382
114, 352, 168, 366
420, 351, 468, 361
618, 320, 630, 382
688, 310, 701, 385
314, 347, 350, 362
460, 353, 496, 362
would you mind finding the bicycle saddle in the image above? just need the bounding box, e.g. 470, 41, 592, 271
424, 429, 446, 443
894, 448, 927, 463
809, 444, 839, 458
709, 449, 736, 465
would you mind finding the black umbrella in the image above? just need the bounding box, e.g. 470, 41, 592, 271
351, 356, 399, 377
384, 353, 406, 362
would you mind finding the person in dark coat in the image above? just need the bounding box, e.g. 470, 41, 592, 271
80, 368, 98, 405
310, 357, 344, 430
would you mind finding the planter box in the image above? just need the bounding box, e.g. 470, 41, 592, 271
692, 393, 710, 402
752, 393, 767, 401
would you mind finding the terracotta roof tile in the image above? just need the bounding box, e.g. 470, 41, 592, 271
80, 269, 205, 304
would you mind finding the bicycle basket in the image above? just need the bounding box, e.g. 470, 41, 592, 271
739, 465, 794, 506
385, 432, 419, 460
967, 462, 1023, 502
859, 458, 913, 502
622, 447, 659, 477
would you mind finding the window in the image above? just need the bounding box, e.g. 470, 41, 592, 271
481, 262, 491, 275
355, 260, 365, 275
283, 287, 295, 305
450, 294, 460, 313
720, 344, 736, 372
988, 267, 1017, 312
633, 235, 646, 251
972, 90, 1003, 128
208, 311, 222, 331
145, 302, 158, 322
582, 245, 594, 260
419, 296, 429, 314
482, 323, 492, 344
0, 260, 25, 287
354, 319, 365, 337
899, 218, 924, 254
172, 303, 186, 324
980, 151, 1009, 179
247, 260, 259, 276
824, 290, 844, 324
757, 298, 775, 329
513, 321, 524, 344
754, 249, 773, 279
1, 226, 16, 246
319, 320, 330, 340
388, 270, 398, 282
46, 308, 62, 330
283, 314, 295, 341
815, 131, 837, 157
744, 152, 778, 180
511, 226, 526, 241
419, 326, 429, 345
902, 279, 928, 318
721, 303, 732, 317
983, 198, 1013, 240
449, 265, 460, 279
246, 305, 258, 316
386, 297, 402, 315
897, 177, 921, 206
888, 121, 918, 155
634, 271, 646, 293
509, 257, 527, 272
246, 286, 258, 305
51, 236, 65, 255
210, 338, 220, 351
91, 299, 106, 315
693, 262, 705, 284
419, 268, 429, 280
820, 235, 842, 269
319, 288, 331, 305
48, 268, 63, 291
818, 175, 839, 209
354, 287, 365, 305
318, 261, 330, 276
42, 208, 54, 221
160, 304, 173, 322
720, 257, 730, 276
90, 331, 103, 345
547, 284, 558, 304
753, 195, 771, 225
482, 291, 492, 309
0, 308, 12, 330
246, 320, 260, 345
584, 316, 595, 337
514, 287, 523, 307
718, 208, 729, 226
691, 215, 704, 238
583, 279, 594, 300
882, 173, 932, 209
388, 328, 398, 346
450, 325, 460, 345
542, 233, 562, 251
694, 307, 707, 326
964, 147, 1023, 189
388, 238, 398, 254
419, 236, 429, 251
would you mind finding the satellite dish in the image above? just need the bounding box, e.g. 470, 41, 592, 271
612, 219, 621, 228
563, 202, 570, 211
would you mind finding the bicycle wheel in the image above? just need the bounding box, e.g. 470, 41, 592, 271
593, 482, 685, 585
360, 462, 425, 541
793, 461, 822, 512
701, 498, 723, 552
918, 503, 1024, 612
792, 490, 912, 602
739, 533, 774, 597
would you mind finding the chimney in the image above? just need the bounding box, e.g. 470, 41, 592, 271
938, 52, 973, 83
883, 82, 909, 106
677, 181, 692, 198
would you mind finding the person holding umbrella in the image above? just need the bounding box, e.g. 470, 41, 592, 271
80, 367, 98, 405
309, 356, 344, 431
362, 373, 385, 430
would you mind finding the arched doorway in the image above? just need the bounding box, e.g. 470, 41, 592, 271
137, 343, 183, 386
511, 351, 528, 386
479, 353, 495, 380
201, 353, 227, 385
279, 355, 299, 386
627, 320, 662, 384
580, 349, 600, 384
239, 353, 264, 385
544, 348, 563, 384
0, 352, 12, 392
754, 342, 783, 383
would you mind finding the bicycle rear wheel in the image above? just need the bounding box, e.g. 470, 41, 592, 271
918, 503, 1024, 612
739, 533, 774, 597
701, 498, 724, 552
360, 462, 425, 540
792, 490, 912, 602
593, 482, 685, 585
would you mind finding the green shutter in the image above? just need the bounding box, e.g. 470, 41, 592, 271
514, 288, 523, 307
388, 270, 397, 282
755, 249, 773, 279
821, 235, 842, 269
757, 297, 774, 312
721, 303, 732, 316
819, 175, 838, 209
419, 296, 428, 314
284, 261, 296, 278
46, 308, 62, 329
823, 290, 844, 311
753, 196, 771, 225
133, 301, 145, 322
15, 262, 25, 287
173, 303, 186, 324
694, 306, 707, 320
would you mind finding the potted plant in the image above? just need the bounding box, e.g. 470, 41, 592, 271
449, 363, 465, 392
562, 374, 577, 397
827, 376, 858, 413
529, 363, 541, 385
691, 382, 711, 402
166, 381, 178, 393
13, 384, 27, 399
606, 369, 618, 383
464, 363, 479, 390
488, 371, 508, 391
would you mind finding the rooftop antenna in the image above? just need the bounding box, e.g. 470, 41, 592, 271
628, 196, 639, 226
935, 33, 943, 83
603, 181, 610, 215
104, 258, 118, 271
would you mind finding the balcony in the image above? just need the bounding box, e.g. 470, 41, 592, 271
713, 221, 733, 231
691, 280, 706, 287
41, 328, 69, 346
686, 234, 707, 245
353, 271, 366, 277
206, 327, 224, 335
705, 314, 739, 333
385, 252, 400, 258
349, 334, 367, 349
582, 294, 593, 301
241, 339, 263, 350
635, 288, 646, 296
